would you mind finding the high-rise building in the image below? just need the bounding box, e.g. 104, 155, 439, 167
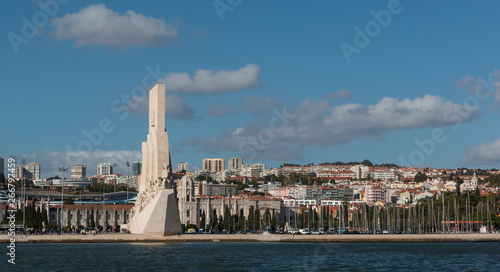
14, 165, 30, 179
97, 163, 113, 176
203, 158, 225, 173
0, 156, 4, 176
242, 163, 266, 172
228, 157, 243, 170
25, 162, 40, 180
71, 164, 86, 179
178, 162, 187, 172
132, 161, 142, 176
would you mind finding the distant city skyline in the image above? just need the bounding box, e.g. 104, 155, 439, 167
2, 1, 500, 178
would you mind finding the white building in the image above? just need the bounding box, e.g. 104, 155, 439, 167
71, 164, 86, 179
200, 181, 238, 196
178, 162, 188, 172
242, 163, 265, 172
14, 165, 32, 179
25, 162, 41, 180
263, 168, 290, 177
350, 164, 370, 179
228, 157, 243, 170
364, 185, 385, 204
97, 163, 113, 176
203, 158, 225, 173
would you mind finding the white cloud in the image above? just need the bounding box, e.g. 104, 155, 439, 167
207, 103, 235, 116
127, 64, 261, 119
464, 138, 500, 166
455, 69, 500, 106
159, 64, 262, 94
165, 95, 196, 120
51, 4, 179, 47
241, 96, 281, 115
184, 95, 481, 161
324, 89, 352, 100
129, 94, 196, 120
15, 150, 141, 179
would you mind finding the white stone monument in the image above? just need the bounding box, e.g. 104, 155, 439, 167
127, 83, 182, 236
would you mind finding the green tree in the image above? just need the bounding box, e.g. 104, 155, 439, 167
199, 210, 206, 229
223, 206, 231, 230
237, 182, 248, 190
414, 172, 428, 183
248, 206, 255, 230
271, 210, 277, 231
196, 174, 213, 183
90, 208, 96, 228
217, 215, 224, 232
255, 209, 261, 231
35, 206, 42, 229
263, 208, 271, 230
361, 159, 373, 167
277, 175, 286, 183
41, 208, 48, 227
209, 215, 218, 230
64, 197, 74, 204
239, 215, 246, 231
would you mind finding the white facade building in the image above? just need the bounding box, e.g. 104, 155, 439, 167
228, 157, 243, 170
25, 162, 41, 180
71, 164, 86, 179
178, 162, 188, 172
203, 158, 225, 172
97, 163, 113, 176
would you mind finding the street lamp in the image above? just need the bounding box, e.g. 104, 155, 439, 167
21, 158, 25, 232
113, 163, 117, 193
126, 161, 130, 202
103, 177, 105, 231
59, 167, 68, 231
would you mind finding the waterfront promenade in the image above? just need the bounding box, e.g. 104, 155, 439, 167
1, 233, 499, 243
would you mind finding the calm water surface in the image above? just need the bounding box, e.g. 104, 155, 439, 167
3, 242, 500, 271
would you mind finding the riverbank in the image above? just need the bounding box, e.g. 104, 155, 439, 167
1, 233, 499, 243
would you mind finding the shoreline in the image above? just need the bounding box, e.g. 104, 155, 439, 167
1, 233, 500, 244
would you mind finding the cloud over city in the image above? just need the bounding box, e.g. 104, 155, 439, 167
207, 103, 235, 116
455, 69, 500, 106
51, 4, 179, 47
464, 138, 500, 166
159, 64, 262, 94
15, 149, 141, 178
324, 89, 352, 100
127, 93, 196, 120
185, 95, 481, 161
128, 64, 262, 120
241, 96, 282, 115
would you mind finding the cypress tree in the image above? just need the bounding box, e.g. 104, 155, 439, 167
248, 206, 255, 230
264, 208, 271, 229
35, 206, 42, 229
41, 208, 48, 227
255, 209, 261, 231
271, 210, 277, 231
200, 210, 206, 230
223, 206, 230, 231
90, 208, 96, 228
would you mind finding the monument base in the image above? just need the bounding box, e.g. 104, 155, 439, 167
128, 189, 182, 236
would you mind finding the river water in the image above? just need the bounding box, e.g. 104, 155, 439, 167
3, 242, 500, 271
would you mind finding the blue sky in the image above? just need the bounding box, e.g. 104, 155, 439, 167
2, 0, 500, 178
